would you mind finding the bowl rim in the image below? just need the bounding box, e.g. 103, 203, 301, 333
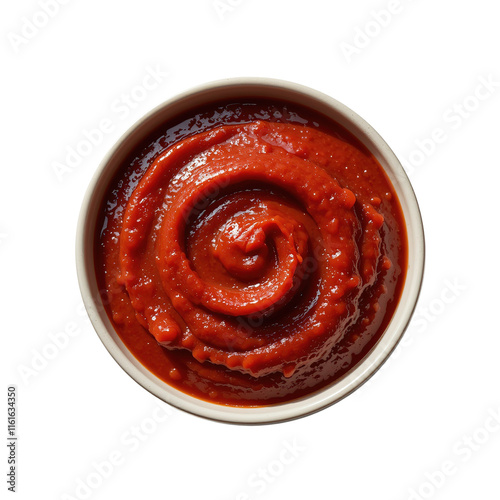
76, 77, 425, 425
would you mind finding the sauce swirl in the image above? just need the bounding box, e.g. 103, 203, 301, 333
95, 100, 407, 406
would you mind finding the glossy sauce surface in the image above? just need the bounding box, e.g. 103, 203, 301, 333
95, 99, 408, 406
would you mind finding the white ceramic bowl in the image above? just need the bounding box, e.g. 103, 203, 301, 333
76, 78, 425, 424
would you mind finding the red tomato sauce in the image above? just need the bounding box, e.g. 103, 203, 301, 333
94, 99, 408, 406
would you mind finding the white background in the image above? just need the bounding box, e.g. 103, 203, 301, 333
2, 0, 500, 499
